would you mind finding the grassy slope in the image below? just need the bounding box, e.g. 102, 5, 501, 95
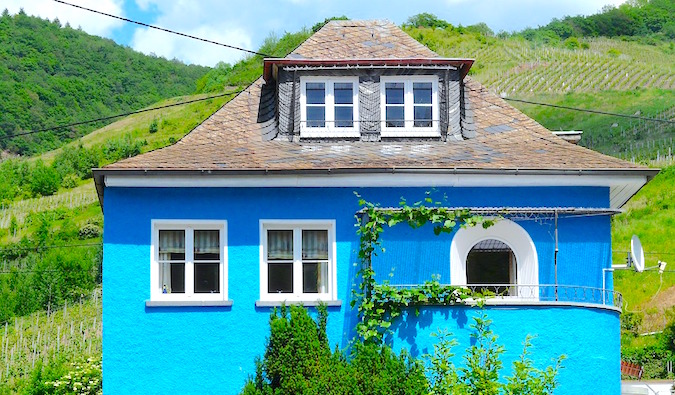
37, 92, 231, 164
613, 165, 675, 332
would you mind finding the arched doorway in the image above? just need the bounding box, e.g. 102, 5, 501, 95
466, 239, 517, 295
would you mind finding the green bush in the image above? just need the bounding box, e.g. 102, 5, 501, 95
52, 145, 100, 180
563, 37, 580, 49
29, 160, 61, 197
426, 314, 565, 395
102, 134, 145, 162
45, 357, 102, 395
241, 305, 427, 395
148, 118, 158, 134
78, 223, 102, 240
61, 173, 79, 189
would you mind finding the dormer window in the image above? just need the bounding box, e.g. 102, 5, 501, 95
380, 76, 440, 137
300, 76, 359, 138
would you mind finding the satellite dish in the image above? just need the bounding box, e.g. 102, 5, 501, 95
631, 235, 645, 273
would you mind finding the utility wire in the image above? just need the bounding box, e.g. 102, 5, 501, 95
53, 0, 271, 57
0, 242, 102, 252
0, 89, 243, 141
504, 97, 675, 124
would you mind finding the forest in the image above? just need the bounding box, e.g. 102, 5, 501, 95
0, 9, 208, 156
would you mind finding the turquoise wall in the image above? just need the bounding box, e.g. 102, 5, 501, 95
102, 186, 616, 394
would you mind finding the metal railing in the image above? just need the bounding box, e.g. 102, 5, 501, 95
387, 283, 623, 310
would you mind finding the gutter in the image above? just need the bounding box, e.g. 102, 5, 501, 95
92, 166, 659, 212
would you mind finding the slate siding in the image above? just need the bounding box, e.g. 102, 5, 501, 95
273, 68, 465, 142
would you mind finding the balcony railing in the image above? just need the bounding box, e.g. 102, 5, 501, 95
388, 283, 623, 310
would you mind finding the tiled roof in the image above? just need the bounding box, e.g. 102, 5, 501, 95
102, 20, 647, 173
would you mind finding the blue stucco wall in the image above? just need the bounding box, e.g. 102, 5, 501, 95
102, 186, 616, 394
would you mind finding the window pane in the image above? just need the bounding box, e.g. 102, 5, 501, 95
195, 230, 219, 260
414, 106, 432, 127
194, 263, 220, 293
413, 82, 432, 104
302, 230, 328, 260
385, 82, 404, 104
385, 106, 405, 128
159, 230, 185, 261
334, 106, 354, 128
268, 263, 293, 293
306, 106, 325, 128
303, 262, 328, 293
334, 83, 353, 104
268, 230, 293, 260
169, 263, 185, 293
306, 82, 325, 104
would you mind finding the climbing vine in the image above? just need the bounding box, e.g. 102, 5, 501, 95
351, 192, 497, 343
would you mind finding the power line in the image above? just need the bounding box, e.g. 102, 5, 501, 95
53, 0, 271, 57
0, 242, 102, 252
504, 97, 675, 124
0, 89, 243, 141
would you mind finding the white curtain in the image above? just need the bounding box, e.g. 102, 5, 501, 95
302, 230, 328, 260
268, 230, 293, 260
195, 230, 219, 256
158, 230, 184, 293
159, 230, 184, 260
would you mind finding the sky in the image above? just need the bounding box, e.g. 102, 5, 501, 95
2, 0, 627, 67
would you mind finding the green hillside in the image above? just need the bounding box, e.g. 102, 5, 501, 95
0, 10, 209, 156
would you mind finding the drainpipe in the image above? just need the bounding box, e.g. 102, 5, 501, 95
554, 210, 558, 301
602, 268, 614, 305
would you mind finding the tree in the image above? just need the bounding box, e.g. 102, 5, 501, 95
29, 159, 60, 196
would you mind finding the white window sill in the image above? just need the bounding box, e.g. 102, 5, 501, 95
255, 299, 342, 307
300, 130, 360, 139
381, 130, 441, 138
145, 300, 233, 307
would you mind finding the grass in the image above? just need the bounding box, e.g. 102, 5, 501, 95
0, 289, 101, 392
510, 89, 675, 158
613, 165, 675, 332
37, 92, 232, 165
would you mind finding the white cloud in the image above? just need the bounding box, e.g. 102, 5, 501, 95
131, 25, 252, 66
2, 0, 125, 37
128, 1, 255, 66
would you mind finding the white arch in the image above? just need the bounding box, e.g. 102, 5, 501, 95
450, 219, 538, 288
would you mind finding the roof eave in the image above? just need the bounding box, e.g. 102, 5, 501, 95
262, 57, 475, 82
92, 166, 658, 211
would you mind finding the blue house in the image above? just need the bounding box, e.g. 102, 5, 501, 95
94, 20, 657, 394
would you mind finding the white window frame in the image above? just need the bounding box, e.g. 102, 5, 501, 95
259, 220, 337, 303
380, 75, 440, 137
300, 76, 359, 138
150, 220, 228, 303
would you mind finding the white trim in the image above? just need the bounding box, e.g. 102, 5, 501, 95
450, 219, 538, 298
150, 220, 228, 302
259, 220, 337, 303
106, 173, 648, 209
300, 76, 360, 138
380, 75, 440, 137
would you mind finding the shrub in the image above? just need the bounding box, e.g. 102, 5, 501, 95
148, 118, 159, 134
103, 134, 145, 162
241, 305, 427, 395
78, 223, 102, 239
621, 311, 644, 336
30, 160, 61, 197
45, 357, 102, 395
563, 37, 580, 49
61, 173, 79, 189
426, 314, 565, 395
